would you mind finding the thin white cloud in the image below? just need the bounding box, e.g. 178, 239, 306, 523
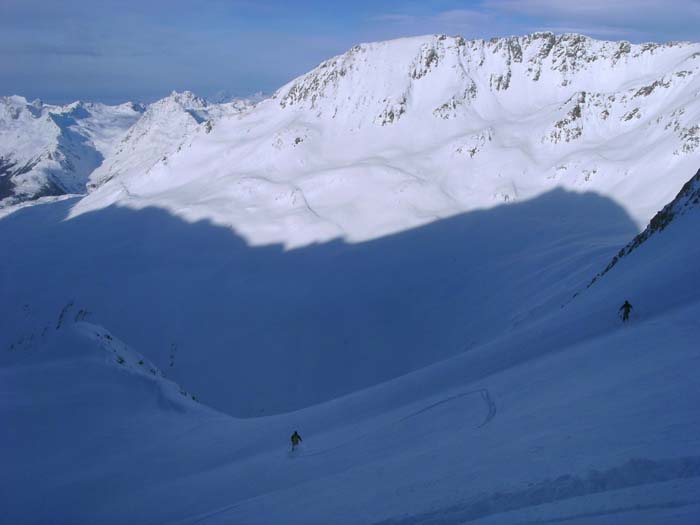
369, 8, 497, 39
370, 1, 700, 44
484, 0, 700, 24
370, 14, 420, 24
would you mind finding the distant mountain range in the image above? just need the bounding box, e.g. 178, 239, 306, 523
0, 92, 259, 206
3, 33, 697, 240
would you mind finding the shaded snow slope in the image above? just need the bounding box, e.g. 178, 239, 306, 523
0, 188, 639, 416
2, 167, 699, 524
0, 96, 144, 205
73, 33, 700, 246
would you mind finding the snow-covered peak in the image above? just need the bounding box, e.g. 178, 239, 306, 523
8, 32, 700, 241
69, 32, 700, 247
130, 90, 210, 129
274, 33, 700, 125
168, 89, 207, 105
0, 96, 144, 205
86, 90, 251, 190
0, 95, 48, 122
154, 90, 208, 113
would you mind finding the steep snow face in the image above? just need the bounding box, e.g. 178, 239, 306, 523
571, 165, 700, 328
0, 96, 143, 205
588, 167, 700, 287
87, 91, 258, 189
75, 33, 700, 247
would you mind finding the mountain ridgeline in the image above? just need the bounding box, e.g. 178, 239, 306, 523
588, 167, 700, 287
0, 96, 144, 205
67, 32, 700, 247
2, 33, 699, 216
0, 92, 256, 207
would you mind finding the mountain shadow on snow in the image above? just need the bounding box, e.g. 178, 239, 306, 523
0, 188, 637, 416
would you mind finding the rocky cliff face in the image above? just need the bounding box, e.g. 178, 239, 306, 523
274, 33, 699, 135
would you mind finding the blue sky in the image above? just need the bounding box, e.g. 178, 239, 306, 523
2, 0, 698, 104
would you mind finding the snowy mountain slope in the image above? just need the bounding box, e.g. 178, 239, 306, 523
587, 167, 700, 287
0, 96, 144, 206
2, 167, 699, 524
73, 33, 700, 248
1, 318, 212, 524
0, 91, 259, 207
86, 91, 257, 189
0, 188, 640, 417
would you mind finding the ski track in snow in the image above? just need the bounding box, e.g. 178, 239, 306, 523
398, 388, 497, 428
515, 501, 700, 525
295, 388, 496, 460
375, 457, 700, 525
182, 388, 497, 524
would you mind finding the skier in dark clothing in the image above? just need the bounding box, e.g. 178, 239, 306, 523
291, 430, 302, 450
619, 300, 633, 322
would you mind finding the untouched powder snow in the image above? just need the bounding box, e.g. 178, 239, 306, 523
1, 33, 700, 524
